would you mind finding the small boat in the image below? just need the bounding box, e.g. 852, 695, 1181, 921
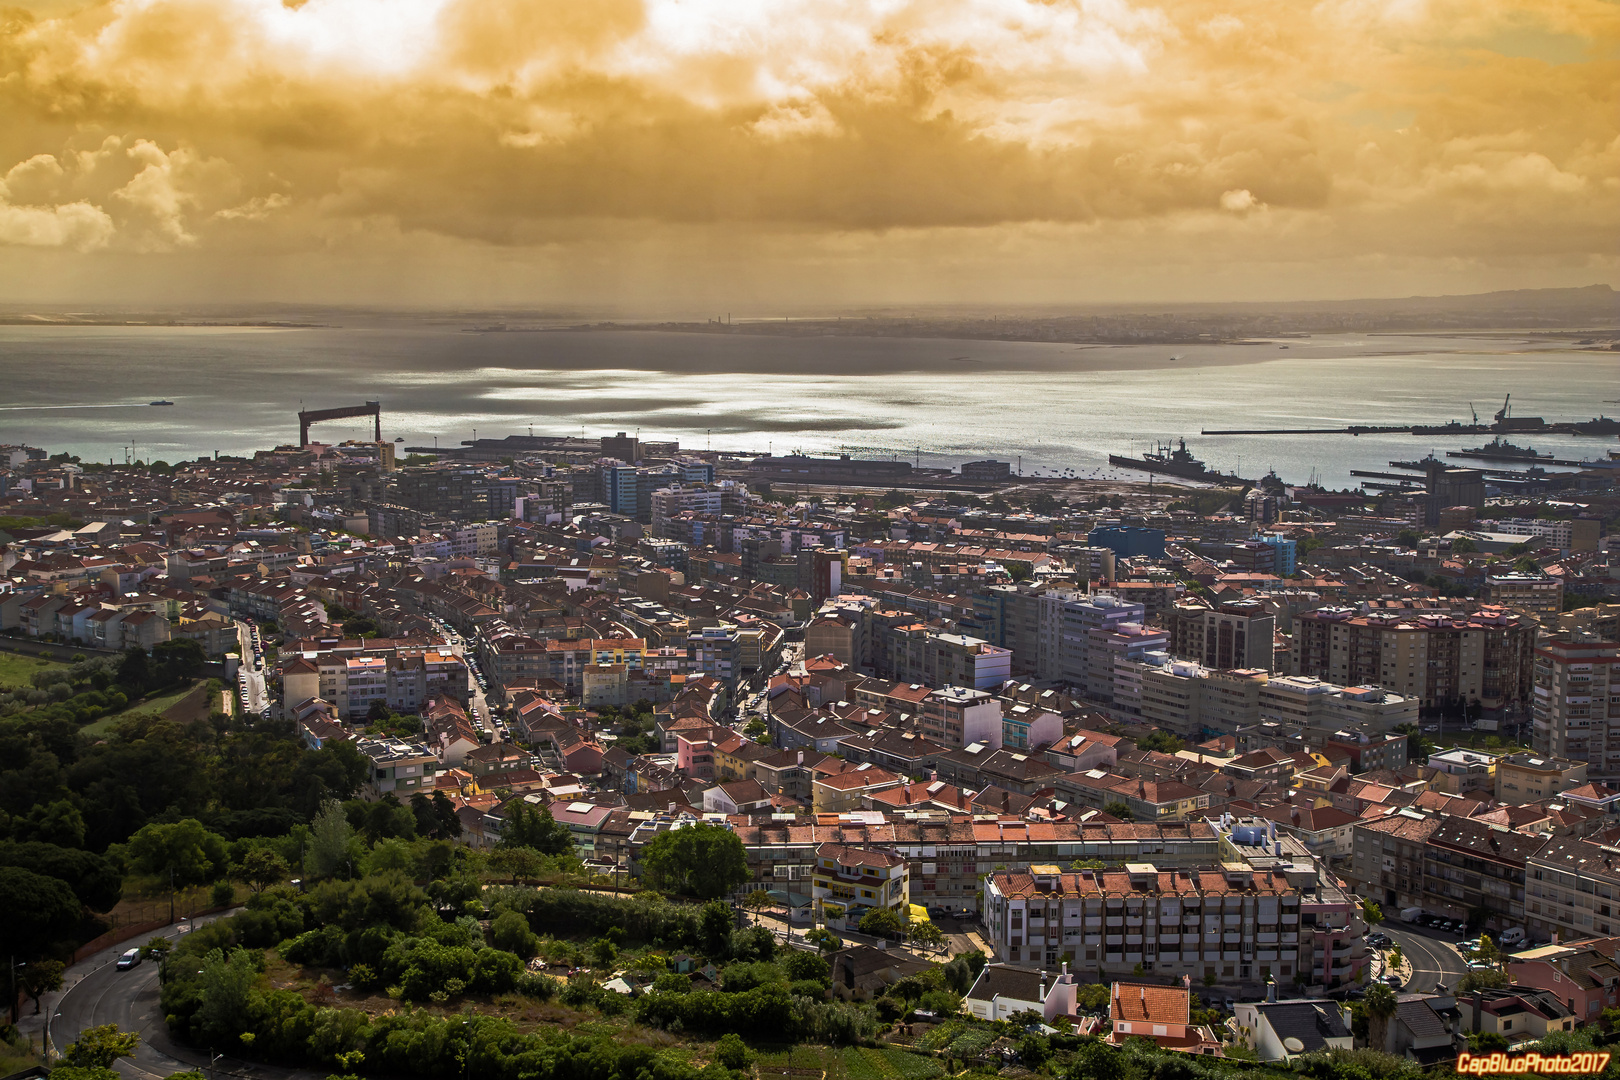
149, 399, 174, 406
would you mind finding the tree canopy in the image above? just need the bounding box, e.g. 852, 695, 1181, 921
498, 802, 575, 856
639, 824, 748, 899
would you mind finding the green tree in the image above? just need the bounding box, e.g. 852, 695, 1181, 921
499, 802, 575, 856
116, 647, 150, 692
1018, 1033, 1051, 1068
62, 1024, 140, 1069
307, 798, 355, 880
195, 948, 259, 1044
640, 824, 749, 899
701, 900, 734, 956
909, 920, 946, 951
150, 639, 207, 686
1362, 900, 1384, 925
488, 847, 547, 885
1469, 1031, 1510, 1053
19, 958, 64, 1014
1102, 800, 1135, 821
1137, 731, 1183, 754
782, 951, 830, 983
1458, 968, 1511, 992
714, 1033, 752, 1070
858, 907, 905, 939
1065, 1038, 1122, 1080
1364, 982, 1398, 1052
805, 927, 842, 954
24, 800, 87, 847
1452, 538, 1479, 554
744, 888, 774, 926
124, 819, 227, 888
234, 849, 289, 893
0, 865, 85, 1018
491, 910, 539, 959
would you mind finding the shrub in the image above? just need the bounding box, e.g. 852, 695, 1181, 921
714, 1034, 752, 1070
470, 949, 523, 995
490, 910, 539, 959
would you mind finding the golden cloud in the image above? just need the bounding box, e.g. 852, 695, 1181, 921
0, 0, 1613, 296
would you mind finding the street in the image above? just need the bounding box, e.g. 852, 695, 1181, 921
1380, 922, 1470, 993
235, 620, 269, 717
431, 619, 498, 742
40, 915, 320, 1080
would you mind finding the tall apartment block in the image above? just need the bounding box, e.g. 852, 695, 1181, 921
1532, 631, 1619, 775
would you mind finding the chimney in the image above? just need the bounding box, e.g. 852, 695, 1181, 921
797, 750, 804, 765
1472, 991, 1483, 1034
1266, 977, 1276, 1003
1182, 974, 1191, 989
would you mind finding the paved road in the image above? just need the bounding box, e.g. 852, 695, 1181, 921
235, 621, 269, 716
1382, 922, 1470, 993
43, 914, 320, 1080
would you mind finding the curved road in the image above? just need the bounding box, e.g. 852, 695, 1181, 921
47, 916, 317, 1080
1382, 922, 1470, 993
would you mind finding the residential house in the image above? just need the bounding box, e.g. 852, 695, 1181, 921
1233, 999, 1353, 1061
1109, 979, 1222, 1054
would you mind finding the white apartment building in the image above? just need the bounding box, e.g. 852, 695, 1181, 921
1043, 590, 1146, 693
1532, 631, 1620, 775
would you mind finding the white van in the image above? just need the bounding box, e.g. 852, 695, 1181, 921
1499, 927, 1526, 948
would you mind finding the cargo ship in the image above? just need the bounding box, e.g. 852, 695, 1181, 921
1108, 439, 1256, 485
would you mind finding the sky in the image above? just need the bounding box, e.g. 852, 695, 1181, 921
0, 0, 1615, 309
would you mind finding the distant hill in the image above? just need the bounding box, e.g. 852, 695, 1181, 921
1229, 283, 1616, 317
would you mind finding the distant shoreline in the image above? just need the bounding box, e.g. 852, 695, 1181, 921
0, 319, 326, 329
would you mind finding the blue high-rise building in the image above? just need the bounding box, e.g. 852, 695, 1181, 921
1086, 526, 1166, 559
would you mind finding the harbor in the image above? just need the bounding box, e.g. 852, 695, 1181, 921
1203, 394, 1620, 439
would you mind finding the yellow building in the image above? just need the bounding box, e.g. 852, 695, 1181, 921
812, 842, 910, 929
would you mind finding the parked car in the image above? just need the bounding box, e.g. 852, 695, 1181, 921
116, 948, 142, 970
1384, 975, 1404, 989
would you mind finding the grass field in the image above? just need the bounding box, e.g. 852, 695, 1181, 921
0, 650, 70, 689
81, 680, 199, 735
